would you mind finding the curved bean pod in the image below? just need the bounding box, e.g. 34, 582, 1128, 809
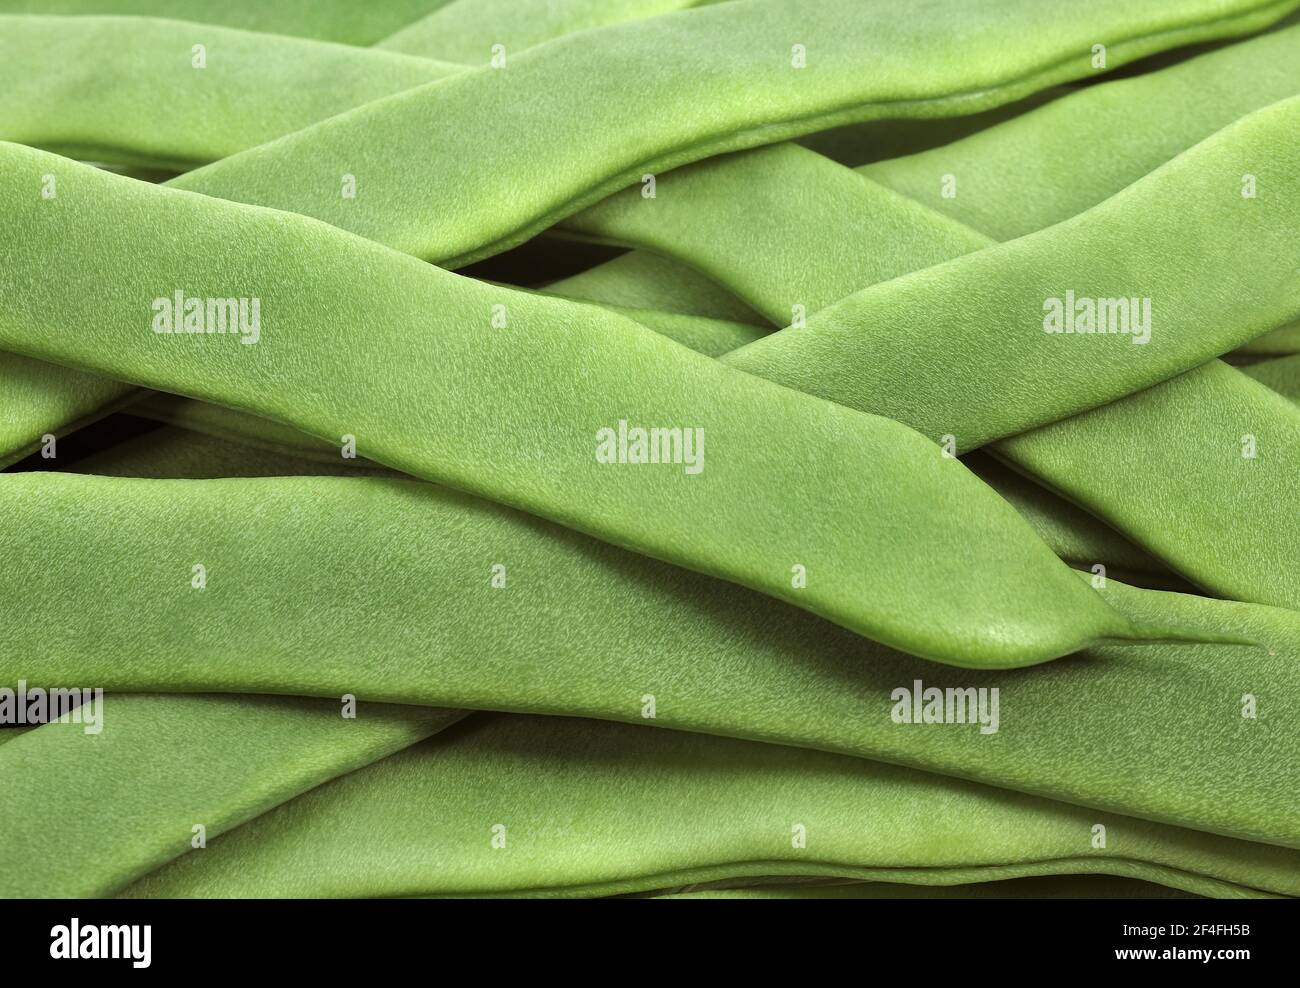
112, 398, 1170, 582
0, 16, 459, 170
168, 0, 1300, 266
0, 694, 459, 896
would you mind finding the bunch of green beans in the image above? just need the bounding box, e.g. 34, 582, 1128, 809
1, 0, 1298, 901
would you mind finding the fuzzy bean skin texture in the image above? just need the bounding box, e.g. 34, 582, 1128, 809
377, 0, 710, 62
